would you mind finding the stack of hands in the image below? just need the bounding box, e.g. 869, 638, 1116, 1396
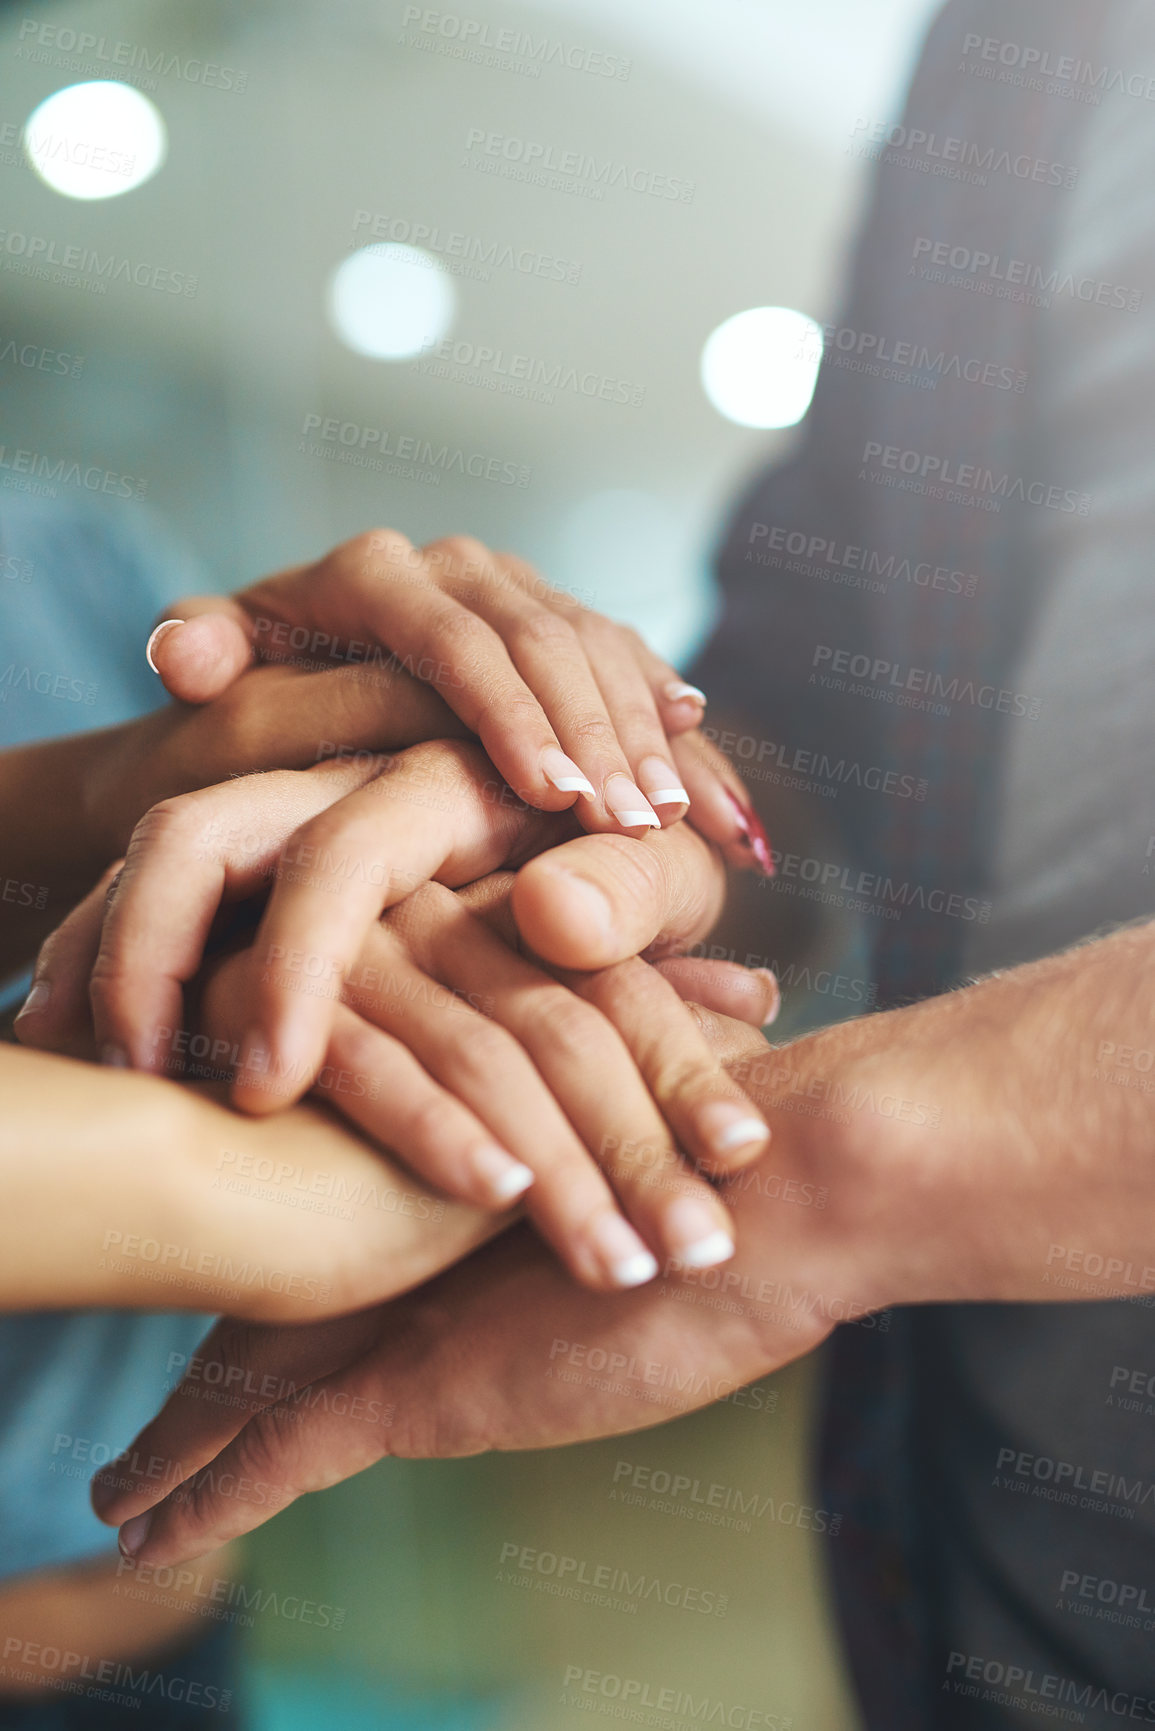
12, 530, 1152, 1568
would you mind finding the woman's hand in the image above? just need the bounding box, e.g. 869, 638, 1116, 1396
144, 531, 769, 854
0, 1044, 499, 1323
18, 730, 777, 1290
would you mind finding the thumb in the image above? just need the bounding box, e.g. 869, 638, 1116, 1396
146, 597, 255, 703
511, 821, 724, 970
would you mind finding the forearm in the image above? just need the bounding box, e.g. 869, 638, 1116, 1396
0, 1045, 497, 1320
725, 921, 1155, 1313
0, 1044, 205, 1310
0, 727, 130, 974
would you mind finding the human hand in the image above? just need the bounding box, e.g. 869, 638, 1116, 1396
143, 530, 768, 858
19, 752, 775, 1288
90, 1008, 863, 1562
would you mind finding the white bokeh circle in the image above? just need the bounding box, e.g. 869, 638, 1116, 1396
700, 305, 823, 429
327, 244, 457, 360
23, 81, 166, 200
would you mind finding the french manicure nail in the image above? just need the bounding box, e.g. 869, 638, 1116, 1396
698, 1103, 771, 1158
663, 1198, 735, 1268
118, 1510, 153, 1559
664, 681, 707, 708
471, 1145, 535, 1206
15, 979, 51, 1019
604, 776, 660, 830
144, 619, 184, 674
591, 1214, 660, 1288
542, 747, 595, 798
638, 757, 690, 809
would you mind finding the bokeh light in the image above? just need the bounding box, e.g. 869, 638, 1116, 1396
326, 243, 457, 360
22, 81, 166, 200
700, 305, 823, 428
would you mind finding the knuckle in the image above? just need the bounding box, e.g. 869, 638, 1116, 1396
534, 992, 611, 1066
451, 1022, 516, 1084
405, 1091, 462, 1153
565, 712, 619, 754
346, 526, 415, 571
509, 608, 579, 655
423, 534, 492, 584
607, 699, 662, 738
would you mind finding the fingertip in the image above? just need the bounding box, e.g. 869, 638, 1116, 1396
512, 857, 618, 970
152, 614, 253, 704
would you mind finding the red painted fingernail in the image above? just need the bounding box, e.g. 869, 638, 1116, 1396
723, 789, 775, 877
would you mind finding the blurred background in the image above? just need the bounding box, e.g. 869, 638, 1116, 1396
1, 0, 941, 1724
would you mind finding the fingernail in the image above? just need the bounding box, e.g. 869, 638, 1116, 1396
664, 681, 707, 708
591, 1214, 660, 1288
663, 1199, 735, 1269
145, 619, 184, 674
100, 1043, 130, 1068
542, 747, 595, 798
236, 1027, 273, 1093
604, 776, 660, 831
554, 871, 615, 945
14, 979, 51, 1020
723, 789, 775, 877
637, 757, 690, 810
752, 968, 781, 1027
471, 1145, 535, 1206
697, 1103, 770, 1159
118, 1510, 153, 1560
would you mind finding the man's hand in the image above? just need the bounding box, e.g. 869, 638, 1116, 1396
92, 921, 1155, 1564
